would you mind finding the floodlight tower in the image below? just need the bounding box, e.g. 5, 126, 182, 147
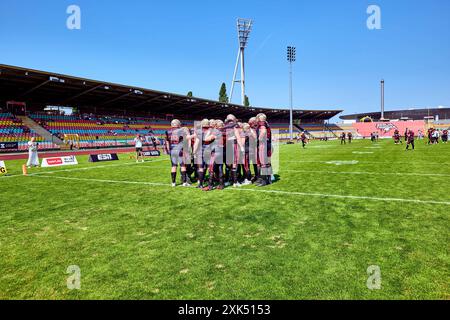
380, 79, 385, 121
230, 18, 253, 106
287, 46, 296, 141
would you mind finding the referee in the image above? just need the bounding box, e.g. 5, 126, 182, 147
134, 134, 144, 163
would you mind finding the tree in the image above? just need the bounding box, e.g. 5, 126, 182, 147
244, 95, 250, 107
218, 83, 229, 103
187, 91, 193, 97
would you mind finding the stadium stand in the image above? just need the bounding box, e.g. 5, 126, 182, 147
352, 120, 426, 138
0, 112, 59, 151
30, 114, 299, 147
0, 64, 343, 151
29, 113, 172, 149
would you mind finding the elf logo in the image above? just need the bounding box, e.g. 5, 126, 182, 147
376, 123, 397, 133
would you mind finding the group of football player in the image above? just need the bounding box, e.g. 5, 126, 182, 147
427, 128, 448, 144
393, 128, 449, 148
340, 132, 353, 144
393, 129, 416, 149
164, 113, 273, 191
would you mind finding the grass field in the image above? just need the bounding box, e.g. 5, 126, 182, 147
0, 139, 449, 300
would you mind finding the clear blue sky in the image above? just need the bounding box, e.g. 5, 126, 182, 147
1, 0, 449, 118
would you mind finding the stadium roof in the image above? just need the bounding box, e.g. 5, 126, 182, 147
340, 107, 450, 121
0, 64, 342, 121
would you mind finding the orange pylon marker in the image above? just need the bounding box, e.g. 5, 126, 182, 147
22, 164, 28, 176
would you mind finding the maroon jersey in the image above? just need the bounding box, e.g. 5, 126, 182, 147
301, 133, 307, 141
256, 121, 272, 157
166, 128, 184, 149
408, 131, 415, 142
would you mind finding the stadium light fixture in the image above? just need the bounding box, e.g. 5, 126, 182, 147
380, 79, 385, 121
49, 76, 65, 83
287, 46, 296, 142
230, 18, 254, 106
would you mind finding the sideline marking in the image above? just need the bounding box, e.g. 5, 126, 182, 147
281, 169, 450, 178
0, 158, 168, 179
30, 175, 450, 206
283, 160, 450, 166
325, 160, 359, 166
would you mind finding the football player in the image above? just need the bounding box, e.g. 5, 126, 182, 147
255, 113, 272, 187
442, 129, 448, 143
340, 132, 346, 145
165, 120, 189, 187
406, 129, 415, 151
202, 120, 226, 191
300, 131, 308, 148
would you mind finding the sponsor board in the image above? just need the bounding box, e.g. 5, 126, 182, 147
89, 153, 119, 162
0, 161, 7, 174
142, 150, 161, 157
0, 142, 19, 150
41, 156, 78, 168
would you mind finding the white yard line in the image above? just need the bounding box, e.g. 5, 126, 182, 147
281, 169, 450, 178
0, 158, 168, 179
283, 160, 450, 166
230, 188, 450, 206
32, 175, 170, 187
30, 175, 450, 206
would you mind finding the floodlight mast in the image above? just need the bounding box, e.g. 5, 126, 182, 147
380, 79, 385, 121
287, 46, 296, 141
230, 18, 253, 106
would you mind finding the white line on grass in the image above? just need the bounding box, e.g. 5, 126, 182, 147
283, 160, 450, 166
228, 188, 450, 206
32, 175, 170, 187
0, 159, 168, 179
281, 169, 450, 178
30, 175, 450, 206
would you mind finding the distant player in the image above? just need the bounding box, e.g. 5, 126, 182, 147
300, 132, 308, 148
347, 132, 353, 144
393, 129, 402, 144
406, 130, 415, 151
134, 134, 144, 163
340, 132, 346, 145
418, 130, 424, 140
149, 134, 158, 150
26, 137, 39, 168
442, 129, 448, 143
432, 129, 440, 144
427, 128, 433, 145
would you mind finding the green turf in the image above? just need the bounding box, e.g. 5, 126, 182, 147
0, 139, 449, 300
